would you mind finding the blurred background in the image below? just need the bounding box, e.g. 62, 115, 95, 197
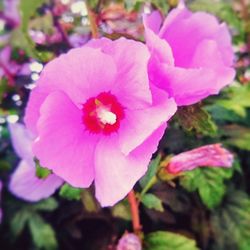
0, 0, 250, 249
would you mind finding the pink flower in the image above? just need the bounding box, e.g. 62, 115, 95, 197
69, 33, 90, 48
117, 233, 142, 250
0, 46, 30, 79
24, 37, 177, 206
144, 4, 235, 106
3, 0, 20, 27
167, 144, 234, 174
8, 123, 63, 202
0, 47, 19, 78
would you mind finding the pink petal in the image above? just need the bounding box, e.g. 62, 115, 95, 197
143, 11, 174, 66
25, 47, 117, 135
214, 23, 235, 67
119, 86, 177, 155
151, 64, 217, 106
18, 63, 31, 75
144, 26, 174, 66
152, 39, 236, 106
191, 39, 235, 90
87, 37, 152, 108
159, 8, 234, 67
191, 39, 229, 68
117, 233, 142, 250
0, 46, 11, 65
143, 10, 163, 34
8, 122, 34, 160
33, 91, 98, 187
159, 9, 227, 68
24, 87, 48, 135
40, 47, 117, 104
159, 6, 192, 39
94, 125, 166, 206
168, 144, 234, 174
9, 160, 63, 202
4, 0, 20, 26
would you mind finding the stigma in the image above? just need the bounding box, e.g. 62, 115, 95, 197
82, 92, 124, 135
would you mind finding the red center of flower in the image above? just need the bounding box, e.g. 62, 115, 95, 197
82, 92, 125, 135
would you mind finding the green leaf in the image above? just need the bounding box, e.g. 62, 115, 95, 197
10, 209, 30, 237
205, 105, 243, 124
0, 1, 3, 11
142, 193, 164, 212
0, 78, 9, 103
198, 182, 225, 210
151, 0, 170, 13
28, 214, 58, 250
112, 200, 131, 220
29, 13, 54, 34
180, 167, 233, 209
59, 183, 82, 200
81, 189, 98, 212
10, 29, 40, 60
32, 198, 58, 212
144, 231, 199, 250
35, 159, 52, 179
0, 159, 11, 172
216, 84, 250, 117
124, 0, 142, 11
211, 189, 250, 250
86, 0, 99, 9
19, 0, 48, 31
15, 0, 50, 61
140, 154, 161, 189
177, 104, 217, 136
222, 125, 250, 151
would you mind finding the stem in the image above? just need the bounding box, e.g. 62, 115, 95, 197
239, 0, 250, 52
127, 190, 141, 235
139, 176, 158, 199
86, 5, 99, 39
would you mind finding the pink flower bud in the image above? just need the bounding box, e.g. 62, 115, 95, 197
167, 144, 233, 174
117, 233, 142, 250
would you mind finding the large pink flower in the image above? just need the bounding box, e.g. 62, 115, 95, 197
24, 38, 177, 206
144, 4, 235, 106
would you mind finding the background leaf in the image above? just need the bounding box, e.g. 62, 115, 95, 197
28, 213, 58, 250
177, 104, 217, 136
211, 189, 250, 250
222, 125, 250, 151
140, 155, 161, 188
32, 198, 58, 212
112, 200, 131, 220
180, 167, 233, 209
142, 193, 164, 212
144, 231, 199, 250
35, 159, 52, 179
59, 183, 82, 201
10, 209, 30, 237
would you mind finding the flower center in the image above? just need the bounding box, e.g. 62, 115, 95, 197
82, 92, 124, 135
